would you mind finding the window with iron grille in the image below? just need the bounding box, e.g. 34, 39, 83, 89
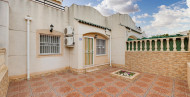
96, 39, 106, 55
40, 34, 60, 55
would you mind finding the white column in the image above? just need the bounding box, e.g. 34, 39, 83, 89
187, 31, 190, 51
155, 40, 157, 51
144, 40, 147, 51
188, 33, 190, 51
140, 41, 142, 51
127, 42, 129, 51
136, 41, 138, 51
25, 16, 32, 80
166, 39, 170, 51
173, 38, 177, 51
181, 37, 185, 51
132, 41, 134, 51
160, 39, 163, 51
149, 40, 152, 51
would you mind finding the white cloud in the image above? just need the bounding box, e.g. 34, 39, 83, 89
86, 3, 92, 6
132, 13, 150, 24
94, 0, 140, 16
132, 16, 146, 24
136, 13, 150, 18
143, 0, 190, 37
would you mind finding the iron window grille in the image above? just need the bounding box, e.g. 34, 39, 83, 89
96, 39, 106, 55
40, 34, 61, 55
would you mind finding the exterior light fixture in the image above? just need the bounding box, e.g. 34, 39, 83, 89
94, 35, 98, 39
50, 24, 54, 32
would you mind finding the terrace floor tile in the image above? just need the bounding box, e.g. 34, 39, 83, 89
7, 67, 190, 97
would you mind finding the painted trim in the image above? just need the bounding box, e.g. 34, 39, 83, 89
84, 36, 95, 66
36, 29, 64, 58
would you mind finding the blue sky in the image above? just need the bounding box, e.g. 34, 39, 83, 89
62, 0, 190, 36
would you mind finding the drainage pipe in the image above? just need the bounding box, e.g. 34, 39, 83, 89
105, 29, 112, 67
25, 16, 32, 80
109, 35, 112, 67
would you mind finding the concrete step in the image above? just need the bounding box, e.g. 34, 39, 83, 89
86, 68, 99, 73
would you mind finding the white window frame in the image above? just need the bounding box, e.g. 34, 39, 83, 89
96, 39, 106, 55
40, 34, 61, 55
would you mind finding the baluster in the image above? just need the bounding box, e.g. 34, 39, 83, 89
144, 40, 147, 51
181, 37, 185, 51
127, 42, 129, 51
155, 40, 157, 51
140, 41, 142, 51
132, 41, 134, 51
188, 33, 190, 51
160, 39, 163, 51
128, 42, 130, 51
136, 41, 138, 51
129, 42, 131, 51
166, 39, 170, 51
173, 38, 177, 51
150, 40, 152, 51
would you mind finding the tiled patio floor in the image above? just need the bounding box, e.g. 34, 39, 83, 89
7, 67, 190, 97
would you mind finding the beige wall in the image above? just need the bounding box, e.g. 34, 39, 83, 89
126, 51, 190, 81
0, 0, 144, 77
0, 0, 9, 66
83, 33, 109, 65
8, 0, 70, 76
107, 14, 127, 65
71, 23, 111, 69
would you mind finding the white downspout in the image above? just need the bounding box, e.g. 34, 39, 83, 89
109, 35, 112, 67
106, 29, 112, 67
25, 16, 32, 80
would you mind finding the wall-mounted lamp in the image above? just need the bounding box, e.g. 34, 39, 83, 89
50, 24, 54, 32
94, 35, 98, 39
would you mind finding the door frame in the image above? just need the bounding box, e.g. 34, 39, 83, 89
84, 36, 95, 67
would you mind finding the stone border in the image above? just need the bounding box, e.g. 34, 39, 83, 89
111, 69, 140, 82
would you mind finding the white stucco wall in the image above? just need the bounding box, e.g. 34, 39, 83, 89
0, 0, 9, 66
8, 0, 70, 76
107, 13, 144, 65
76, 23, 110, 69
0, 0, 145, 76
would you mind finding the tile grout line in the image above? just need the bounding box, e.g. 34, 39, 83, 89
143, 74, 158, 97
46, 73, 63, 97
117, 74, 144, 97
171, 79, 175, 97
27, 80, 34, 97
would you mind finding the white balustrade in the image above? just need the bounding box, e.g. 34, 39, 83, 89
127, 36, 189, 52
140, 41, 142, 51
144, 40, 147, 51
136, 41, 138, 51
132, 41, 134, 51
155, 40, 157, 51
149, 40, 152, 51
160, 39, 163, 51
181, 37, 185, 51
166, 39, 170, 51
173, 38, 176, 51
